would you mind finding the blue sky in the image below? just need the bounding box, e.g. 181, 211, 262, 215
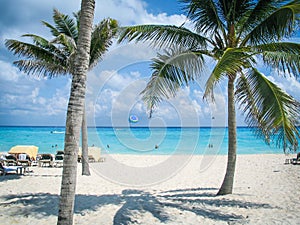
0, 0, 299, 127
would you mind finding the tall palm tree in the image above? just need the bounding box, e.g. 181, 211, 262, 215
119, 0, 300, 195
5, 9, 118, 175
57, 0, 95, 222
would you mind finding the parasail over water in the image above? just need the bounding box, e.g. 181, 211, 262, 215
129, 114, 139, 123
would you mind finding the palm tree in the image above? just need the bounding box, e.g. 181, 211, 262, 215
5, 9, 118, 175
57, 0, 95, 222
119, 0, 300, 195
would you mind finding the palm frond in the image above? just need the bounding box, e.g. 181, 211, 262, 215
5, 39, 68, 77
236, 68, 300, 152
89, 18, 118, 69
52, 8, 78, 42
73, 11, 80, 31
13, 60, 68, 78
141, 47, 204, 117
118, 24, 208, 49
242, 1, 300, 45
219, 0, 253, 25
20, 34, 67, 59
253, 42, 300, 76
236, 0, 274, 42
180, 0, 226, 37
42, 21, 61, 37
204, 47, 254, 100
51, 33, 77, 56
5, 39, 66, 63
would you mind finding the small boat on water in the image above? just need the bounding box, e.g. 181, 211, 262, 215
50, 130, 65, 134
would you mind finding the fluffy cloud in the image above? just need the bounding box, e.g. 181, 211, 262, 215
90, 70, 147, 126
150, 87, 202, 127
93, 0, 186, 26
0, 60, 21, 82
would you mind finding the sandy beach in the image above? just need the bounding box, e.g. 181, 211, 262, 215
0, 153, 299, 224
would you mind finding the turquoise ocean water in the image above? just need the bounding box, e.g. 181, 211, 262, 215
0, 126, 288, 155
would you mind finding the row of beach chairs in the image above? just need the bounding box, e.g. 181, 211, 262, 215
0, 146, 104, 175
0, 153, 64, 168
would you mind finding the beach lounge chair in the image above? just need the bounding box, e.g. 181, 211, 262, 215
56, 150, 64, 155
54, 154, 64, 167
38, 154, 54, 167
18, 153, 31, 167
0, 162, 23, 176
5, 154, 18, 166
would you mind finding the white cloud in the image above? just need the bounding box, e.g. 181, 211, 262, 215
285, 76, 300, 97
139, 13, 186, 25
89, 70, 147, 123
93, 0, 186, 26
45, 82, 70, 116
0, 60, 21, 82
149, 87, 202, 126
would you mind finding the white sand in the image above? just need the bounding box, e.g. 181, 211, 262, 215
0, 154, 299, 224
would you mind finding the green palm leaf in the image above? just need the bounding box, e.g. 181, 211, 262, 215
141, 47, 204, 116
90, 18, 118, 69
52, 33, 77, 56
253, 42, 300, 75
42, 21, 61, 38
5, 9, 118, 77
12, 34, 66, 60
180, 0, 226, 36
52, 8, 78, 41
242, 1, 300, 45
42, 9, 79, 41
236, 68, 300, 152
204, 47, 254, 100
237, 0, 275, 41
118, 24, 208, 49
5, 39, 66, 76
13, 59, 68, 77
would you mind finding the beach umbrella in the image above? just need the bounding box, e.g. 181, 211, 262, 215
9, 145, 38, 160
129, 114, 139, 123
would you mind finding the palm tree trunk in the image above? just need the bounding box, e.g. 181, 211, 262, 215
81, 105, 90, 175
217, 76, 237, 195
58, 77, 84, 224
57, 0, 95, 224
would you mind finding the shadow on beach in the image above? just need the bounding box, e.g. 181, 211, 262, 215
0, 174, 23, 181
0, 187, 275, 224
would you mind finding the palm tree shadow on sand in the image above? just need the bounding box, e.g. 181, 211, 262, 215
0, 187, 275, 224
